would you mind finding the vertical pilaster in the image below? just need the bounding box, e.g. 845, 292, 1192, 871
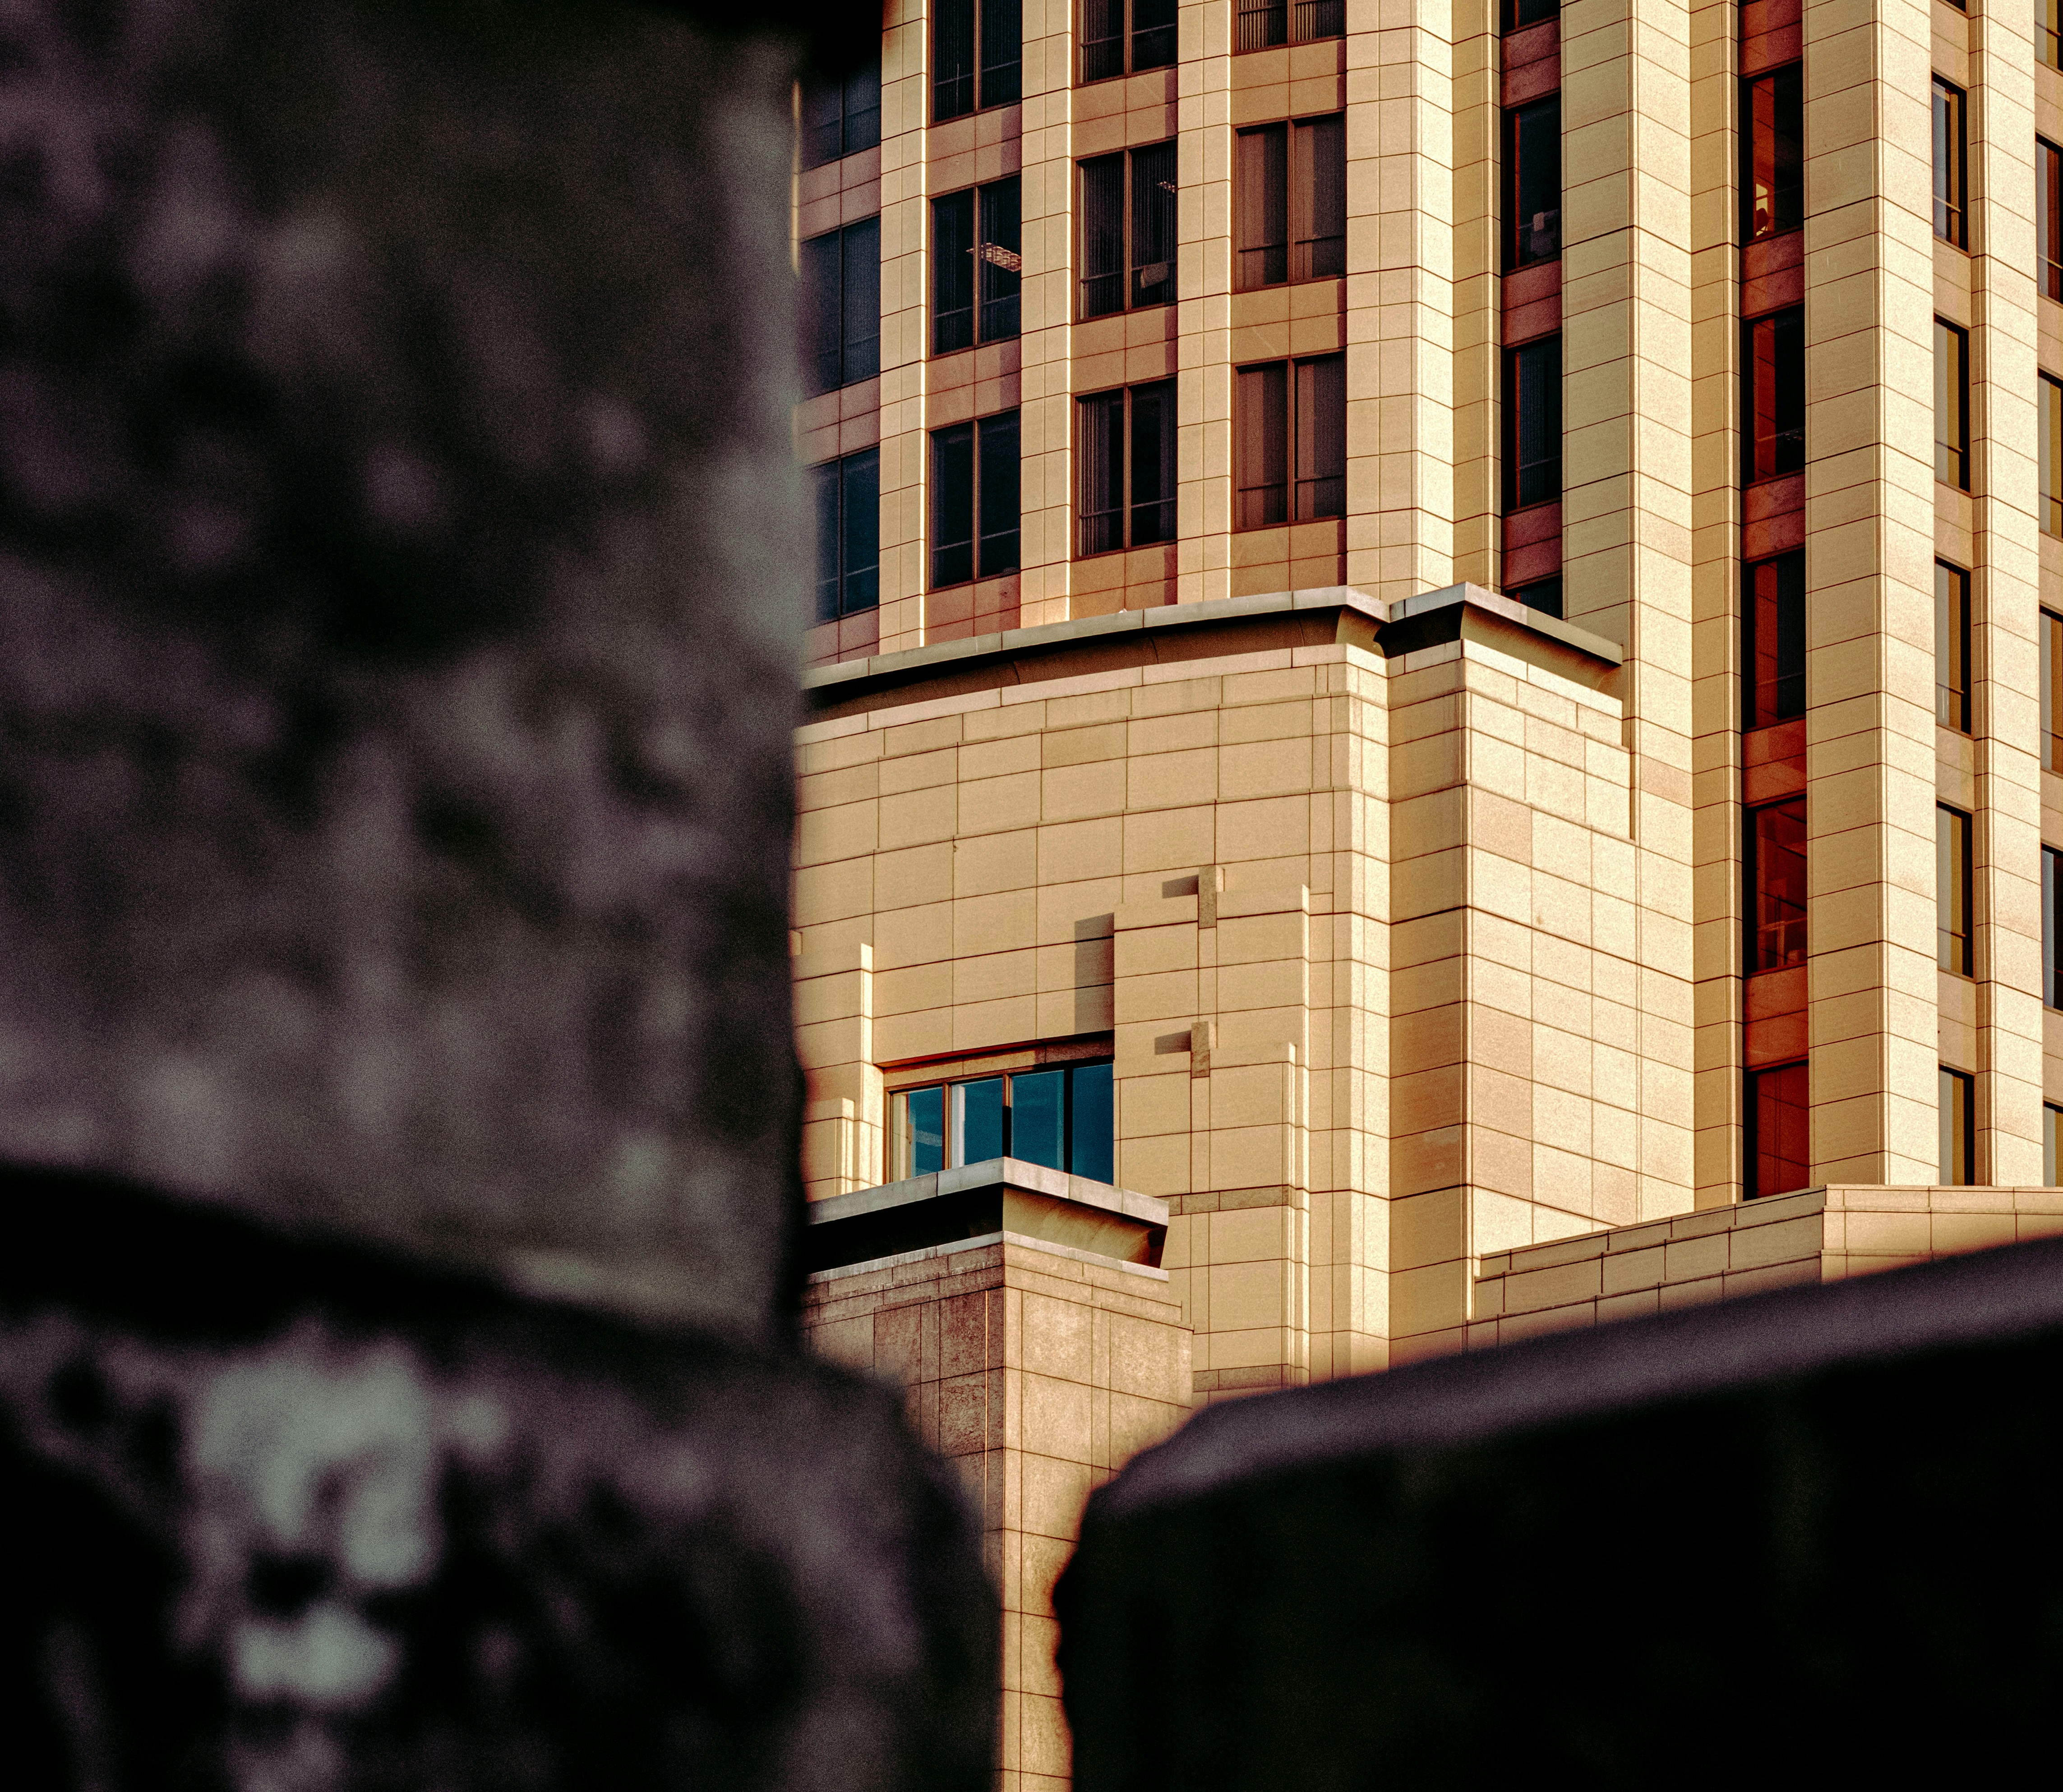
879, 0, 933, 652
1020, 0, 1075, 629
1452, 0, 1501, 592
1177, 0, 1233, 604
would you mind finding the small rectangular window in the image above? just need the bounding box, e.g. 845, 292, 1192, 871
1932, 79, 1966, 248
810, 448, 880, 622
1508, 95, 1562, 267
1936, 561, 1971, 733
931, 411, 1021, 589
933, 177, 1022, 355
1236, 115, 1345, 290
2045, 846, 2063, 1009
1236, 354, 1344, 529
1078, 380, 1177, 556
1938, 804, 1973, 976
1934, 319, 1969, 489
1746, 1061, 1809, 1200
1743, 552, 1805, 730
1742, 308, 1805, 483
1082, 0, 1177, 81
1940, 1067, 1975, 1186
890, 1062, 1116, 1181
1741, 65, 1803, 243
1505, 0, 1556, 27
801, 55, 882, 169
935, 0, 1020, 122
800, 217, 881, 396
1505, 334, 1562, 511
1746, 798, 1807, 973
2044, 375, 2063, 536
2046, 611, 2063, 771
2047, 1101, 2062, 1187
1237, 0, 1345, 52
2042, 140, 2063, 302
1080, 143, 1177, 318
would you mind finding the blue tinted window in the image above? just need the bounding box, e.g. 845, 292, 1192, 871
1069, 1063, 1114, 1184
907, 1085, 945, 1175
1012, 1070, 1066, 1170
955, 1077, 1006, 1164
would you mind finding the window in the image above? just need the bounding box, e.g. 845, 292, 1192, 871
2042, 139, 2063, 301
1505, 334, 1562, 511
1235, 115, 1346, 290
1742, 308, 1804, 482
1511, 577, 1563, 618
1505, 0, 1556, 25
934, 178, 1021, 354
935, 0, 1020, 121
2045, 846, 2063, 1009
1931, 78, 1966, 248
1079, 381, 1176, 555
1934, 319, 1969, 489
1083, 0, 1177, 80
2046, 610, 2063, 770
1741, 65, 1803, 243
1081, 142, 1177, 318
1936, 561, 1970, 733
2044, 375, 2063, 537
810, 449, 879, 622
1507, 95, 1561, 267
1236, 354, 1345, 528
1237, 0, 1345, 51
891, 1061, 1114, 1183
1746, 799, 1807, 973
932, 411, 1020, 588
1743, 552, 1805, 730
800, 217, 880, 396
2046, 0, 2061, 73
1938, 804, 1973, 976
1746, 1062, 1809, 1200
801, 56, 882, 169
2048, 1101, 2061, 1187
1940, 1067, 1974, 1186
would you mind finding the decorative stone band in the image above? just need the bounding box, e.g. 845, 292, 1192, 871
803, 1160, 1171, 1276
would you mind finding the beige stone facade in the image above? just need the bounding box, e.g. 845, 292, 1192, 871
791, 4, 2063, 1786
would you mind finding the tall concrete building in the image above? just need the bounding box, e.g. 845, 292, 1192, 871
789, 0, 2063, 1783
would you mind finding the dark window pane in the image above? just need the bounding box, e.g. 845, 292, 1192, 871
2045, 846, 2062, 1009
2042, 139, 2063, 302
980, 178, 1022, 341
1083, 0, 1126, 81
1237, 361, 1290, 528
1507, 0, 1557, 27
1935, 560, 1969, 732
841, 449, 879, 612
801, 74, 845, 170
955, 1077, 1006, 1164
908, 1085, 946, 1176
2047, 0, 2062, 70
1510, 95, 1561, 266
2045, 377, 2063, 537
1744, 552, 1805, 729
1132, 379, 1177, 545
1295, 114, 1347, 280
978, 410, 1021, 576
1940, 1067, 1974, 1185
1296, 353, 1346, 519
1744, 308, 1804, 482
842, 217, 880, 385
1237, 124, 1289, 289
811, 460, 841, 624
934, 190, 977, 355
1748, 798, 1807, 973
1082, 154, 1126, 318
1070, 1063, 1114, 1183
1296, 0, 1345, 37
1742, 65, 1802, 242
1938, 805, 1972, 976
1132, 140, 1178, 308
1011, 1070, 1066, 1170
1507, 334, 1562, 509
1134, 0, 1179, 68
1237, 0, 1287, 50
1514, 577, 1562, 618
936, 0, 976, 120
1747, 1061, 1809, 1199
932, 422, 976, 588
2045, 611, 2063, 771
845, 58, 882, 156
1079, 390, 1126, 556
981, 0, 1022, 105
1933, 79, 1966, 246
2047, 1101, 2060, 1186
1934, 319, 1968, 488
800, 229, 843, 396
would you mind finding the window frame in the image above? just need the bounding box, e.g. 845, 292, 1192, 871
2043, 374, 2063, 538
933, 0, 1022, 123
1934, 318, 1970, 490
1745, 1060, 1810, 1201
800, 216, 881, 397
810, 447, 881, 623
1742, 551, 1806, 732
1745, 797, 1808, 976
800, 55, 883, 169
1940, 1066, 1975, 1187
1504, 332, 1563, 512
930, 410, 1022, 590
1506, 93, 1563, 270
1080, 0, 1177, 82
1741, 306, 1805, 484
1234, 352, 1347, 531
1077, 379, 1178, 558
1079, 140, 1179, 320
1935, 560, 1971, 734
1234, 112, 1347, 292
888, 1059, 1116, 1183
2045, 844, 2063, 1011
1236, 0, 1347, 53
932, 176, 1023, 355
1931, 77, 1967, 249
2047, 1100, 2062, 1187
2045, 609, 2063, 772
1740, 64, 1803, 244
2041, 138, 2063, 301
1937, 802, 1974, 977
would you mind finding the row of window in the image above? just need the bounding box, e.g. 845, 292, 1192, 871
890, 1062, 1115, 1184
812, 356, 1346, 619
1745, 1063, 2003, 1199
